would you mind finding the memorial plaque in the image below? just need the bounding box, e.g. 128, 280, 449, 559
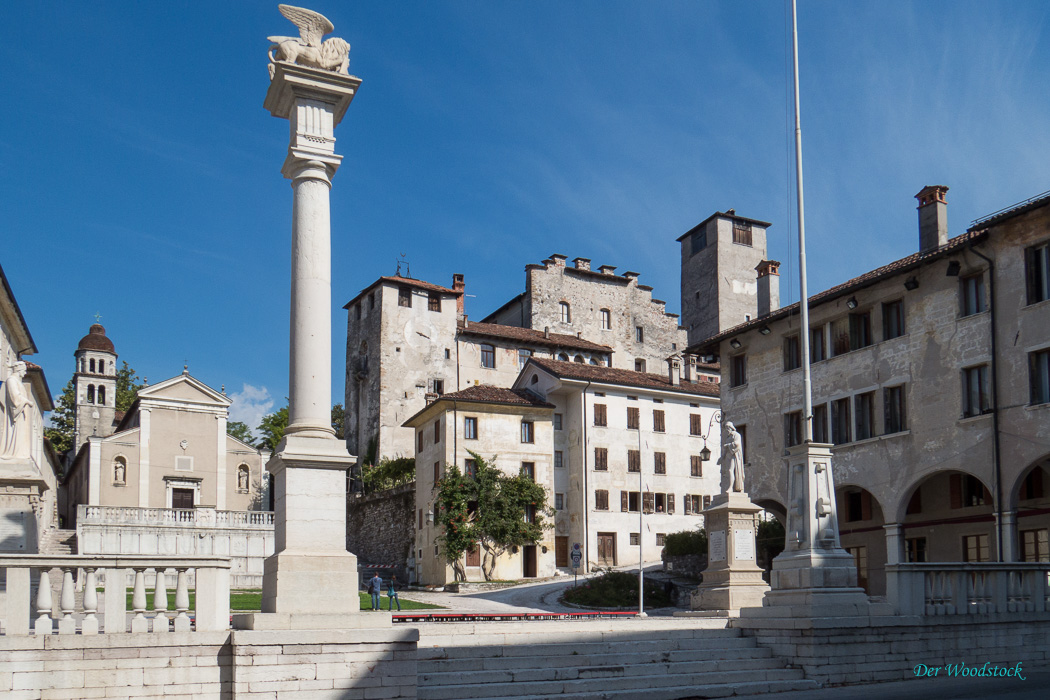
709, 530, 726, 562
734, 529, 755, 561
0, 508, 28, 551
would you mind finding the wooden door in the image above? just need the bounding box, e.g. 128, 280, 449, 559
465, 543, 480, 567
597, 533, 616, 567
555, 537, 569, 567
523, 545, 537, 578
172, 488, 194, 509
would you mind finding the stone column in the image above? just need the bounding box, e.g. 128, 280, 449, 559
999, 509, 1017, 562
235, 62, 382, 629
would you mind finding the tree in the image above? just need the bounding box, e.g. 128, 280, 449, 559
114, 361, 141, 412
256, 404, 289, 453
227, 421, 256, 446
44, 380, 77, 456
434, 452, 554, 581
331, 404, 345, 439
361, 456, 414, 494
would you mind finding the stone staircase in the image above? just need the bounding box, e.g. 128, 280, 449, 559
39, 528, 78, 555
416, 619, 818, 700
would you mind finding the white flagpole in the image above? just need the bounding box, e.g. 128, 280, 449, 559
792, 0, 814, 441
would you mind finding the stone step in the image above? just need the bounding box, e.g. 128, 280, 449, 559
419, 633, 755, 660
470, 678, 822, 700
418, 667, 812, 700
419, 646, 775, 674
420, 655, 790, 686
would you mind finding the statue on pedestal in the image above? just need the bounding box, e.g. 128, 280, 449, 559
721, 422, 745, 493
1, 362, 33, 460
268, 4, 350, 78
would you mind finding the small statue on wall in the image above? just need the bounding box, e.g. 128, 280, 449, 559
238, 466, 250, 492
1, 361, 33, 461
268, 5, 350, 78
114, 459, 126, 485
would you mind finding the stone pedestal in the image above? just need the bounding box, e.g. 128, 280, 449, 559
685, 491, 769, 617
741, 443, 875, 621
0, 458, 50, 553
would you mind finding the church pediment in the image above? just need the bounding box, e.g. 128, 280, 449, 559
138, 373, 231, 408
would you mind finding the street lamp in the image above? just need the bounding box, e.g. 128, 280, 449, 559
698, 411, 723, 462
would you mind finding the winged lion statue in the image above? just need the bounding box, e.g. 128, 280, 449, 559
268, 4, 350, 78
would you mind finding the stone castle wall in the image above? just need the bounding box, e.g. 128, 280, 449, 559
347, 482, 415, 582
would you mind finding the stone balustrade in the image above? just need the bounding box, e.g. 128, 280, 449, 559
0, 555, 230, 636
887, 562, 1050, 616
79, 505, 274, 528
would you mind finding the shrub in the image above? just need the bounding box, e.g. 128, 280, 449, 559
562, 571, 673, 609
663, 528, 707, 557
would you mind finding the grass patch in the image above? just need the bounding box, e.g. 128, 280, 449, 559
108, 589, 443, 612
561, 571, 673, 609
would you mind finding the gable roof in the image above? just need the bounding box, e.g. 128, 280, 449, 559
690, 228, 989, 353
343, 275, 460, 309
137, 372, 231, 406
458, 320, 612, 353
402, 385, 554, 427
526, 357, 720, 398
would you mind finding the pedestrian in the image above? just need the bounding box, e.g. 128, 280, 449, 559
368, 572, 382, 610
387, 575, 401, 612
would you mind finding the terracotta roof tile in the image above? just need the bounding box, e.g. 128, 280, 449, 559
529, 357, 720, 398
690, 229, 989, 352
438, 385, 555, 407
458, 321, 612, 353
343, 275, 459, 309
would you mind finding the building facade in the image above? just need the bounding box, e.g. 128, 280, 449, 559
692, 188, 1050, 597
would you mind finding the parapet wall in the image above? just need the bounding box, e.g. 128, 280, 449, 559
347, 483, 415, 582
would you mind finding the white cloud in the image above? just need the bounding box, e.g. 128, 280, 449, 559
227, 384, 275, 438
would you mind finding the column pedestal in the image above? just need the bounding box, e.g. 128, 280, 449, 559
682, 491, 769, 617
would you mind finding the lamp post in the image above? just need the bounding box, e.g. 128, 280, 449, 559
698, 411, 724, 465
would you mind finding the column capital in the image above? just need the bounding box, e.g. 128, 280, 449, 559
264, 63, 362, 125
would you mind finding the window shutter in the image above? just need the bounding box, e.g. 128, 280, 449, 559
861, 491, 871, 521
949, 474, 962, 509
684, 495, 692, 515
667, 494, 675, 514
621, 491, 629, 512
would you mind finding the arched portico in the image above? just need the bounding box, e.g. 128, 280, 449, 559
1013, 457, 1050, 562
836, 485, 886, 596
897, 470, 997, 563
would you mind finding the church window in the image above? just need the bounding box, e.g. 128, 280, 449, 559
97, 386, 106, 406
87, 385, 95, 404
560, 302, 571, 323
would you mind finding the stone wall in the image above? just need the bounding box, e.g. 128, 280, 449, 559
347, 482, 415, 582
0, 628, 418, 699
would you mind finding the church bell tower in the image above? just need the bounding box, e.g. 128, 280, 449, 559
72, 323, 118, 451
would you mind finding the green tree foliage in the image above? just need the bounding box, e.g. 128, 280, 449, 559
361, 456, 414, 493
434, 452, 554, 581
226, 421, 256, 446
663, 527, 708, 557
256, 404, 289, 453
44, 380, 77, 456
115, 361, 141, 412
331, 404, 345, 440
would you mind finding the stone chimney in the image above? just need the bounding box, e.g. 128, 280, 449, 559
452, 273, 465, 317
599, 265, 617, 275
756, 260, 781, 318
915, 185, 949, 252
544, 326, 550, 339
549, 254, 567, 267
683, 354, 697, 383
425, 392, 438, 406
573, 257, 591, 271
667, 355, 682, 386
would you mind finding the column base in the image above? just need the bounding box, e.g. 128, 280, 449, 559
261, 551, 360, 615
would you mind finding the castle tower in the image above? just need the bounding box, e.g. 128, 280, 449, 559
73, 323, 117, 451
679, 210, 773, 347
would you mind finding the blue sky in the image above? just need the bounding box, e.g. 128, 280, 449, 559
4, 1, 1048, 433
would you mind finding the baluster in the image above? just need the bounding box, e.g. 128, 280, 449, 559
131, 568, 149, 633
82, 568, 99, 635
924, 572, 935, 615
173, 568, 192, 632
34, 569, 54, 635
58, 568, 77, 634
153, 569, 170, 633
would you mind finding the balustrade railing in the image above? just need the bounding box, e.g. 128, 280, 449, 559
0, 555, 230, 636
887, 562, 1050, 616
78, 505, 274, 528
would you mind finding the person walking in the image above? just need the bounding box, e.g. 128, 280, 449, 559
387, 575, 402, 612
368, 572, 382, 611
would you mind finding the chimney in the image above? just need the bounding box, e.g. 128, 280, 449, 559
599, 265, 617, 275
549, 254, 567, 267
452, 273, 465, 317
573, 257, 591, 271
544, 326, 550, 339
683, 354, 697, 383
667, 355, 681, 386
915, 185, 949, 252
425, 392, 438, 406
756, 260, 781, 318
